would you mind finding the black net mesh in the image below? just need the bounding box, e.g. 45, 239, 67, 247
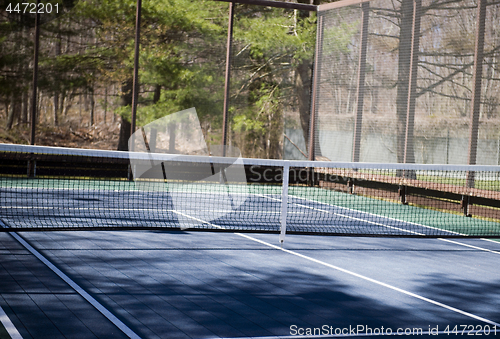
1, 143, 499, 238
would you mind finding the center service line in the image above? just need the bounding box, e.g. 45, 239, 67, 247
161, 210, 500, 327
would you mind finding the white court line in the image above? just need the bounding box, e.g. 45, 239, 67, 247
3, 190, 499, 249
169, 211, 500, 328
8, 232, 142, 339
439, 239, 500, 255
289, 194, 464, 236
289, 199, 426, 236
1, 186, 493, 239
254, 192, 425, 236
202, 191, 500, 250
286, 195, 500, 253
0, 305, 22, 339
254, 189, 465, 237
236, 232, 500, 328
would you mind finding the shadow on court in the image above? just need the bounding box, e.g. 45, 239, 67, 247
1, 231, 500, 338
415, 274, 500, 322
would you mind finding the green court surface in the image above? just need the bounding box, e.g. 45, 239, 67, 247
289, 186, 500, 236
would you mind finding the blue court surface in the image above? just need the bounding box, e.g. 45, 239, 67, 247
0, 230, 499, 339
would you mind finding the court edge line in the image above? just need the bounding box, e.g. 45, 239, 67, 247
0, 219, 23, 339
8, 232, 142, 339
235, 233, 500, 328
0, 305, 23, 339
289, 194, 464, 236
285, 194, 500, 247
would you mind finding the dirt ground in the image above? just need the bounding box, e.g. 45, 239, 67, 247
0, 121, 121, 150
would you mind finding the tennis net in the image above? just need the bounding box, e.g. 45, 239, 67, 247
1, 143, 500, 240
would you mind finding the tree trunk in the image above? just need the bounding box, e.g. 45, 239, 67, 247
118, 116, 131, 151
84, 91, 90, 112
104, 87, 108, 123
60, 92, 66, 117
21, 91, 28, 124
90, 88, 95, 126
79, 93, 82, 118
6, 95, 15, 130
54, 26, 61, 127
112, 85, 117, 123
153, 84, 161, 104
296, 61, 312, 147
54, 94, 59, 126
6, 94, 20, 130
63, 95, 73, 116
117, 79, 133, 151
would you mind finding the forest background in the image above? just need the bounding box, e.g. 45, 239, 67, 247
0, 0, 325, 159
2, 0, 500, 162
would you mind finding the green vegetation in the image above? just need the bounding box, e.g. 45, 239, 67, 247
0, 0, 330, 158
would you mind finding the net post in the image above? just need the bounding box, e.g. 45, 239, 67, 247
27, 160, 36, 178
461, 195, 472, 217
398, 185, 408, 205
347, 178, 354, 194
279, 162, 290, 245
